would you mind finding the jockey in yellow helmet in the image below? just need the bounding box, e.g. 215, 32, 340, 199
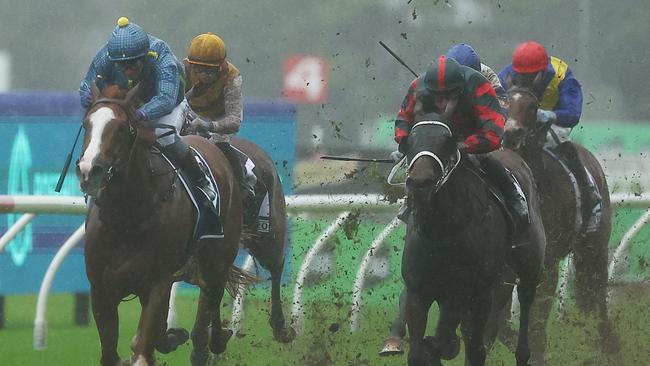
181, 33, 253, 198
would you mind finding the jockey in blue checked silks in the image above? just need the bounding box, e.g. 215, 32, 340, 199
79, 16, 216, 200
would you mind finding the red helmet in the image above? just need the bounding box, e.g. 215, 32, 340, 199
512, 41, 548, 74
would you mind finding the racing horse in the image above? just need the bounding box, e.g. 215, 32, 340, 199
502, 84, 620, 364
229, 137, 296, 342
401, 114, 545, 366
77, 85, 252, 366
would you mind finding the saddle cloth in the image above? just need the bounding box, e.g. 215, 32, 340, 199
161, 147, 223, 241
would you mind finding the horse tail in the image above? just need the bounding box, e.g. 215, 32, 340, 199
225, 265, 258, 298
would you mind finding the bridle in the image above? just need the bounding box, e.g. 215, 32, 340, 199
408, 121, 461, 194
506, 87, 547, 143
82, 98, 138, 185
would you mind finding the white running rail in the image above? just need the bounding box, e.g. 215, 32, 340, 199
1, 193, 648, 346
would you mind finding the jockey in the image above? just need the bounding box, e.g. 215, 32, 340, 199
79, 17, 216, 201
394, 55, 529, 240
445, 43, 507, 106
181, 32, 253, 198
498, 40, 600, 232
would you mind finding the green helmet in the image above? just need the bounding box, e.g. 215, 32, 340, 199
419, 55, 465, 96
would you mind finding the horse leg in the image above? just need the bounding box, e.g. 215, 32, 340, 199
460, 290, 491, 366
206, 284, 233, 355
428, 298, 461, 360
246, 237, 295, 343
528, 260, 560, 366
484, 279, 516, 352
405, 290, 439, 366
268, 261, 296, 342
90, 287, 122, 366
573, 234, 621, 354
190, 290, 213, 366
515, 272, 539, 366
130, 281, 175, 365
380, 289, 408, 355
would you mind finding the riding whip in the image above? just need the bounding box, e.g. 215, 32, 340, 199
378, 41, 419, 78
320, 155, 394, 163
55, 123, 83, 192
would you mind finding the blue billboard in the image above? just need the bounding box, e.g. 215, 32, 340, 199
0, 92, 296, 294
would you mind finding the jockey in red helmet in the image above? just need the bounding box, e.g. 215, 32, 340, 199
394, 56, 528, 235
499, 40, 583, 132
499, 40, 600, 232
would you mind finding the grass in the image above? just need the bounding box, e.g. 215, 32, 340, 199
1, 288, 650, 365
1, 209, 650, 365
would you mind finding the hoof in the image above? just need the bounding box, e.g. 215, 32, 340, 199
598, 322, 622, 354
424, 335, 460, 360
379, 337, 405, 356
273, 326, 297, 343
190, 347, 212, 366
156, 328, 189, 354
209, 328, 233, 355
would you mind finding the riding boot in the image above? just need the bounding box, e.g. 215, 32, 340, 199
216, 142, 253, 200
166, 140, 216, 202
480, 156, 530, 244
557, 142, 602, 233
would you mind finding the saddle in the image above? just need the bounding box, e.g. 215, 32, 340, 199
463, 155, 519, 234
158, 147, 224, 241
542, 144, 603, 234
243, 166, 271, 233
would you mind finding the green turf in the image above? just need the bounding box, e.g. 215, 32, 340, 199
1, 288, 650, 365
1, 209, 649, 365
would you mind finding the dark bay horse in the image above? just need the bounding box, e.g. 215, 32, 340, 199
229, 137, 296, 342
503, 85, 620, 364
77, 86, 252, 366
401, 116, 545, 366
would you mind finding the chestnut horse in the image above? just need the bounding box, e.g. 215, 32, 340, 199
228, 137, 296, 342
502, 85, 620, 364
401, 115, 545, 366
77, 86, 251, 366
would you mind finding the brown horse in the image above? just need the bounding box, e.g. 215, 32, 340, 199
502, 85, 620, 364
401, 115, 545, 366
229, 137, 296, 342
76, 86, 251, 366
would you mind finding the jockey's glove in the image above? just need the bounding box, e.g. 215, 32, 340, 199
188, 116, 213, 133
81, 90, 93, 108
389, 150, 404, 163
456, 141, 468, 153
537, 109, 557, 124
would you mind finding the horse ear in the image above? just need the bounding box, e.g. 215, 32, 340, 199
124, 83, 140, 107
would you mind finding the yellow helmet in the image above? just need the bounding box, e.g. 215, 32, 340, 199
187, 33, 227, 67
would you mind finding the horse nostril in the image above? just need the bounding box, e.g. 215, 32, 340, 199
88, 165, 105, 181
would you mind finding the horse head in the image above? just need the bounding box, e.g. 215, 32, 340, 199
502, 76, 549, 152
76, 84, 140, 196
404, 113, 461, 204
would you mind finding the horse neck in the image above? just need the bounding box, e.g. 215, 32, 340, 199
101, 141, 155, 221
413, 162, 487, 232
